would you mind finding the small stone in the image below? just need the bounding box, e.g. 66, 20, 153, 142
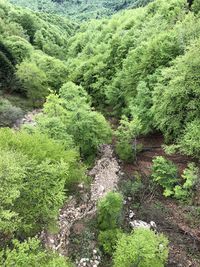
127, 197, 132, 201
129, 210, 135, 219
93, 249, 97, 254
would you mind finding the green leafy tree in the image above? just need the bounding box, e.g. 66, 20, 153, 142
4, 36, 33, 64
178, 119, 200, 157
174, 163, 199, 200
113, 228, 169, 267
36, 82, 112, 160
33, 53, 69, 91
97, 192, 123, 230
0, 98, 24, 127
16, 60, 48, 105
0, 238, 72, 267
0, 149, 26, 237
0, 128, 85, 236
152, 39, 200, 143
151, 156, 178, 197
115, 116, 142, 162
98, 228, 123, 255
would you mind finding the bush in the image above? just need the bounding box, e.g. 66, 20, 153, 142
192, 0, 200, 13
0, 98, 24, 127
97, 192, 123, 231
98, 229, 123, 255
0, 238, 72, 267
0, 149, 26, 236
178, 119, 200, 158
120, 176, 145, 202
174, 163, 199, 200
151, 156, 178, 197
115, 116, 142, 162
37, 84, 112, 160
0, 128, 86, 236
113, 228, 169, 267
16, 60, 48, 105
4, 36, 33, 64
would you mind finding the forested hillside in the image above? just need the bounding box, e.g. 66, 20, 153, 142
0, 0, 200, 266
10, 0, 153, 20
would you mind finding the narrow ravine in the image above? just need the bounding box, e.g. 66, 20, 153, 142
14, 112, 200, 267
41, 144, 120, 266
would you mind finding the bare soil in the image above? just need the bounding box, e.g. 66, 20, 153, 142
121, 133, 200, 267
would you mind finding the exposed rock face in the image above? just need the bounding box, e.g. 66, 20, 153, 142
129, 220, 157, 231
13, 109, 41, 129
41, 145, 120, 261
76, 249, 101, 267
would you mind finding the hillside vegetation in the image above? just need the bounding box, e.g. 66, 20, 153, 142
64, 0, 200, 158
10, 0, 153, 20
0, 0, 200, 266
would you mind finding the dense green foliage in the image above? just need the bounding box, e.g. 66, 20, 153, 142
97, 192, 123, 230
152, 156, 199, 201
1, 0, 200, 265
35, 82, 112, 161
10, 0, 153, 20
151, 156, 179, 197
115, 116, 142, 161
98, 228, 123, 255
2, 0, 200, 157
0, 0, 75, 104
0, 128, 85, 238
0, 238, 72, 266
0, 98, 24, 126
97, 192, 123, 256
61, 0, 200, 157
113, 228, 169, 267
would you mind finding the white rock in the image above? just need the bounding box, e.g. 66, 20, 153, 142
94, 260, 100, 265
130, 220, 150, 229
129, 210, 135, 219
150, 221, 157, 230
93, 249, 97, 254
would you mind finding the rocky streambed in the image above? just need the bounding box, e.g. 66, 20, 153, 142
41, 144, 120, 266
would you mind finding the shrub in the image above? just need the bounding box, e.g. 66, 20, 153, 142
151, 156, 178, 197
0, 238, 72, 267
0, 98, 24, 127
0, 128, 86, 236
0, 149, 26, 236
120, 176, 145, 202
98, 229, 123, 255
4, 36, 33, 64
174, 163, 199, 200
178, 119, 200, 158
115, 116, 142, 162
113, 228, 169, 267
97, 192, 123, 231
16, 60, 48, 105
37, 85, 112, 160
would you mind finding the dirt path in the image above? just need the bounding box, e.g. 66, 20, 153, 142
41, 145, 120, 261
